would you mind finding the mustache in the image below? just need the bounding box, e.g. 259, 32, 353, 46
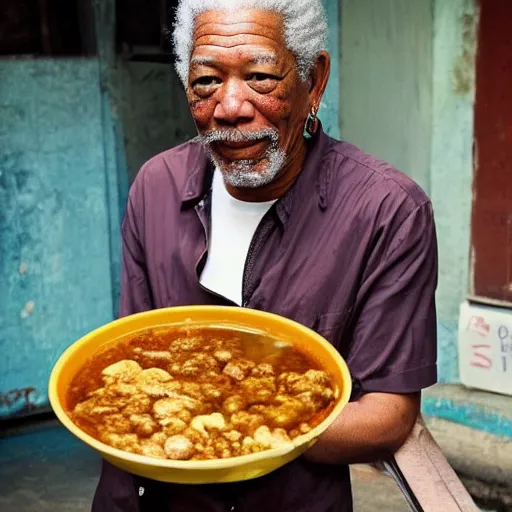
196, 128, 280, 145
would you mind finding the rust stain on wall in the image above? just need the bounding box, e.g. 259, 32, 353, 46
452, 8, 478, 95
0, 387, 38, 412
471, 0, 512, 303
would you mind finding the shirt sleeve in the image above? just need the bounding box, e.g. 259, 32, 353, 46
347, 201, 438, 394
119, 188, 154, 318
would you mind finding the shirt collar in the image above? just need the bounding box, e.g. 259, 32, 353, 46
181, 125, 332, 217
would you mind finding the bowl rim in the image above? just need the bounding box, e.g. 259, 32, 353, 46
48, 305, 352, 470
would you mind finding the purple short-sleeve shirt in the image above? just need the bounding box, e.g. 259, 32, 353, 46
92, 129, 438, 512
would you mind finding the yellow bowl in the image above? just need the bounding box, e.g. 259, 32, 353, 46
48, 306, 351, 484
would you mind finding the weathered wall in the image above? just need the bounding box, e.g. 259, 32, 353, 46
114, 61, 197, 183
339, 0, 478, 384
319, 0, 340, 139
429, 0, 478, 383
339, 0, 433, 193
0, 60, 116, 415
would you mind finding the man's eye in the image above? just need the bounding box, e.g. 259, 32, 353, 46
247, 73, 278, 82
246, 73, 279, 93
192, 76, 221, 87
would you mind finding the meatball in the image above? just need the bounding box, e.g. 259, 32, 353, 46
73, 397, 118, 420
141, 440, 166, 459
223, 359, 255, 381
130, 414, 158, 437
153, 396, 200, 420
253, 426, 293, 449
223, 395, 247, 415
213, 349, 233, 363
135, 368, 173, 385
239, 376, 276, 405
100, 433, 140, 453
164, 435, 194, 460
190, 413, 226, 437
251, 363, 275, 378
230, 411, 265, 435
161, 417, 187, 436
102, 360, 142, 385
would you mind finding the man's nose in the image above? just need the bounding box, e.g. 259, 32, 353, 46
213, 80, 255, 125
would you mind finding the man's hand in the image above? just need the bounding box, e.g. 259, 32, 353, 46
304, 391, 420, 465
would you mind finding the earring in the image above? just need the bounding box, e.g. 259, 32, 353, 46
304, 106, 319, 139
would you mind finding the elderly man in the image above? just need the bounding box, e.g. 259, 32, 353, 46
92, 0, 438, 510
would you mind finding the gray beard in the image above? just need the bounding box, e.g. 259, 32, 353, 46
196, 128, 286, 188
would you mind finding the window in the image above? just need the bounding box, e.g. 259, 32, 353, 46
0, 0, 96, 57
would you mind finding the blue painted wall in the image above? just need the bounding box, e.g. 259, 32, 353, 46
0, 60, 117, 416
319, 0, 340, 139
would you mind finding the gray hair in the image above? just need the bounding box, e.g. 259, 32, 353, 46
172, 0, 328, 85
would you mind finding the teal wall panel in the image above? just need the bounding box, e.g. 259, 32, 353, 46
0, 60, 115, 416
320, 0, 341, 139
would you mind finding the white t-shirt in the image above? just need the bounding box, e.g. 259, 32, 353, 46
200, 171, 277, 305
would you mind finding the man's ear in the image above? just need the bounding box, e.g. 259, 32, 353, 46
308, 50, 331, 108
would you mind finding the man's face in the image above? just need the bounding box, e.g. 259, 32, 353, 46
187, 9, 311, 188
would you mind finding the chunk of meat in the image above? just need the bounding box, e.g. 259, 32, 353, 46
201, 382, 224, 401
139, 381, 182, 398
102, 360, 142, 385
253, 426, 293, 449
223, 395, 246, 415
241, 436, 265, 455
277, 370, 335, 409
134, 368, 172, 385
73, 397, 118, 419
190, 413, 226, 437
100, 413, 132, 435
239, 376, 276, 405
181, 382, 203, 399
169, 353, 219, 378
161, 417, 187, 436
122, 393, 151, 416
130, 414, 157, 437
213, 437, 232, 458
230, 411, 265, 435
141, 439, 166, 459
169, 336, 203, 352
213, 349, 233, 363
251, 397, 312, 430
153, 396, 200, 420
100, 433, 140, 453
109, 383, 138, 397
251, 363, 274, 378
303, 369, 332, 387
222, 430, 242, 442
222, 359, 255, 381
164, 435, 194, 460
149, 431, 167, 446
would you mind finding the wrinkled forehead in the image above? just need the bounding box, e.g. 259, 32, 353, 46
190, 9, 293, 67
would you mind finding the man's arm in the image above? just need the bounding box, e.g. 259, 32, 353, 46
307, 201, 438, 464
305, 391, 420, 464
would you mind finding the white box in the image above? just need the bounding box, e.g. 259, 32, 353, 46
458, 301, 512, 396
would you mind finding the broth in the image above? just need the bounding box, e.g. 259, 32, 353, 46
66, 325, 337, 461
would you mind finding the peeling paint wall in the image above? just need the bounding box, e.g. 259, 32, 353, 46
0, 60, 116, 416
